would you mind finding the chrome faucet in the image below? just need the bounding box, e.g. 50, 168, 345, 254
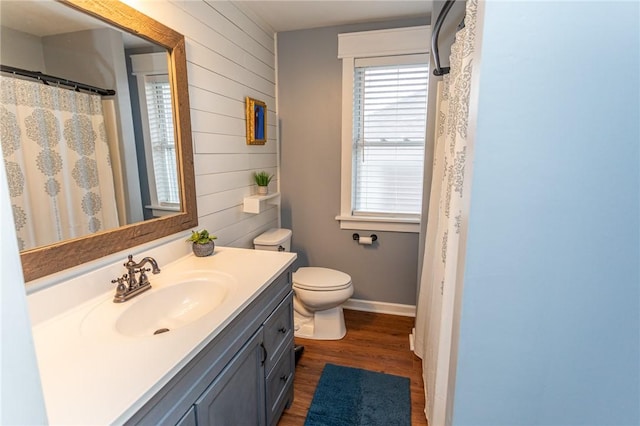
111, 255, 161, 303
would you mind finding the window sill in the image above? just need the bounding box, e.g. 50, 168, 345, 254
335, 215, 420, 233
145, 204, 180, 218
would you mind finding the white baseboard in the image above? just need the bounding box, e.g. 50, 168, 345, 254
343, 298, 416, 317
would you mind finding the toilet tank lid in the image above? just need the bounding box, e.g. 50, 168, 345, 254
293, 267, 352, 289
253, 228, 292, 245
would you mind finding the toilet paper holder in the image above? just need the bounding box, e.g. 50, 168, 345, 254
352, 233, 377, 243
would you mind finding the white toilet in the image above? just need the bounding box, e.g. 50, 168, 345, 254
253, 228, 354, 340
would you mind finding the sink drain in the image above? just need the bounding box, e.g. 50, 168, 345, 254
153, 328, 170, 335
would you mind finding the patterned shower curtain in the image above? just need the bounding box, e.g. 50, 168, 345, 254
0, 76, 119, 251
414, 0, 477, 424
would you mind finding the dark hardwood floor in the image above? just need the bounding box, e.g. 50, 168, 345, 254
278, 309, 428, 426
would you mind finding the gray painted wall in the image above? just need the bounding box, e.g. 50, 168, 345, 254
0, 27, 45, 70
278, 17, 428, 306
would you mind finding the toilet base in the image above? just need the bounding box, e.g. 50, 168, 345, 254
293, 306, 347, 340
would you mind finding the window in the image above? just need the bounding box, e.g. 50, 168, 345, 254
131, 52, 180, 217
336, 26, 430, 232
353, 56, 428, 217
143, 75, 178, 206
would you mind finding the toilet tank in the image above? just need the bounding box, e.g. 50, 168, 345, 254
253, 228, 292, 252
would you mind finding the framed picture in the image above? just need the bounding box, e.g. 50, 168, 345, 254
245, 97, 267, 145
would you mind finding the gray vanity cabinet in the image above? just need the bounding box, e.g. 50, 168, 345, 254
263, 297, 295, 425
194, 330, 266, 425
125, 268, 294, 426
194, 293, 294, 426
175, 407, 196, 426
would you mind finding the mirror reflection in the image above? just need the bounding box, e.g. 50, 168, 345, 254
0, 0, 181, 251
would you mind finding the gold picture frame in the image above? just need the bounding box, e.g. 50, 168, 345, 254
245, 97, 267, 145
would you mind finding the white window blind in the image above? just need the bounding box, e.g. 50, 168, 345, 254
144, 75, 178, 206
352, 56, 428, 216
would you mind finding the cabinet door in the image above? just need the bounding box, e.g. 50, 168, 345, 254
194, 330, 266, 426
175, 406, 196, 426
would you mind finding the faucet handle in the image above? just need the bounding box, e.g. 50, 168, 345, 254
111, 276, 128, 295
138, 267, 151, 285
111, 276, 125, 285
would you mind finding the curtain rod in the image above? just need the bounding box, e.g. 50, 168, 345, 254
0, 64, 116, 96
431, 0, 456, 76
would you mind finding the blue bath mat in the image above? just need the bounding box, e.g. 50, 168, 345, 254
304, 363, 411, 426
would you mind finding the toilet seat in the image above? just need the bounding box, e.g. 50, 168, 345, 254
293, 267, 352, 291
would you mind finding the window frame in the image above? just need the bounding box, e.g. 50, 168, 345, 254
131, 52, 180, 217
336, 26, 431, 233
142, 74, 179, 206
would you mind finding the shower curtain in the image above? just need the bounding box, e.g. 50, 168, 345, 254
0, 76, 119, 250
414, 0, 477, 423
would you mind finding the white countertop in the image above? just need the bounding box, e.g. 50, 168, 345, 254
29, 247, 296, 425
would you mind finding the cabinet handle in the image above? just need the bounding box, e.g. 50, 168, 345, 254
260, 343, 267, 366
278, 327, 287, 334
280, 374, 288, 382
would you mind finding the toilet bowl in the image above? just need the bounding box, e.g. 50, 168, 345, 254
292, 267, 353, 340
253, 228, 353, 340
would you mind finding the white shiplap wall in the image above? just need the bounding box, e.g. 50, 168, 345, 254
124, 0, 279, 248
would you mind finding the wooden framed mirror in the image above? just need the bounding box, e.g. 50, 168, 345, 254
9, 0, 197, 282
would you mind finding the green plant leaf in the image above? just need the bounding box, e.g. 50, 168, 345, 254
253, 171, 273, 186
186, 229, 217, 244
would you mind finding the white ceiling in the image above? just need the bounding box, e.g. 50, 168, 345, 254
0, 1, 102, 36
0, 0, 430, 44
236, 1, 431, 33
0, 0, 153, 48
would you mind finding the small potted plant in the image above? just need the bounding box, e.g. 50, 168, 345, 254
187, 229, 217, 257
253, 171, 273, 195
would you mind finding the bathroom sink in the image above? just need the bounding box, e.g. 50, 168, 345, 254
81, 272, 233, 338
115, 279, 228, 337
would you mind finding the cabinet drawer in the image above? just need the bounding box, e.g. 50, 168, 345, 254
266, 345, 294, 425
263, 291, 293, 374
